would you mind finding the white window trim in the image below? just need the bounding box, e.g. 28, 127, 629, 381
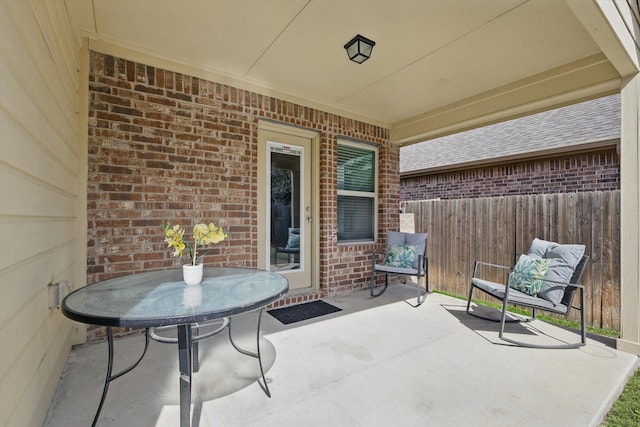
337, 139, 379, 244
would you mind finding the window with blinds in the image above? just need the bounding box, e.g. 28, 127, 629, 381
337, 140, 378, 242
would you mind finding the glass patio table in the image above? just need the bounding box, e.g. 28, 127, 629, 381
61, 267, 289, 427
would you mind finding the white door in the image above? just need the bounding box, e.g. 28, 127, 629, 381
258, 125, 316, 290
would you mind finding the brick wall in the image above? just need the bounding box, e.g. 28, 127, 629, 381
401, 148, 619, 200
86, 50, 393, 334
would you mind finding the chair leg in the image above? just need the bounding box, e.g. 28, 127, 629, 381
499, 327, 586, 349
498, 298, 510, 340
466, 262, 479, 315
416, 259, 429, 306
413, 273, 427, 306
425, 259, 429, 293
370, 271, 389, 297
579, 287, 586, 346
497, 305, 586, 349
466, 282, 475, 314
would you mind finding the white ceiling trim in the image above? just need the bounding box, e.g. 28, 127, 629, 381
568, 0, 640, 77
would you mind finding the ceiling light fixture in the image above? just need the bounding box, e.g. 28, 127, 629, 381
344, 34, 375, 64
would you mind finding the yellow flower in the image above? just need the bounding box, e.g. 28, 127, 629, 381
171, 240, 186, 257
196, 223, 228, 245
209, 227, 227, 244
162, 221, 227, 265
163, 223, 186, 257
193, 223, 210, 242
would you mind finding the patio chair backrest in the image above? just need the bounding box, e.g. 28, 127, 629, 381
559, 255, 589, 308
386, 231, 428, 270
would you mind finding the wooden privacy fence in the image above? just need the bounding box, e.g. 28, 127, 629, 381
402, 190, 620, 330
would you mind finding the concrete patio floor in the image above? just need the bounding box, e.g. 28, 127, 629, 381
44, 285, 638, 427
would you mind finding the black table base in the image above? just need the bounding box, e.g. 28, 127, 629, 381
92, 309, 270, 427
92, 328, 150, 427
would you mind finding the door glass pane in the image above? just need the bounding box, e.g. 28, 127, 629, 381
269, 145, 302, 272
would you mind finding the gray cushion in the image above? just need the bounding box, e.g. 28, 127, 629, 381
406, 232, 428, 269
527, 238, 550, 258
472, 278, 568, 314
375, 264, 419, 275
386, 231, 428, 270
386, 231, 406, 249
526, 238, 586, 305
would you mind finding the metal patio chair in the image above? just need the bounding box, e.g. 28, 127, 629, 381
370, 231, 429, 306
275, 227, 300, 266
466, 238, 588, 349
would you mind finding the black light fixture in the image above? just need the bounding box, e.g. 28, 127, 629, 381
344, 34, 376, 64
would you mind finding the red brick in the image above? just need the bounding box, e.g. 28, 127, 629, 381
87, 51, 393, 314
401, 149, 619, 201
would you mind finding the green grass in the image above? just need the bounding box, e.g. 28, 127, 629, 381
603, 369, 640, 426
436, 291, 638, 425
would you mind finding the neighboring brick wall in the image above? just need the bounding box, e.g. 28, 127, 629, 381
401, 148, 619, 200
86, 51, 394, 339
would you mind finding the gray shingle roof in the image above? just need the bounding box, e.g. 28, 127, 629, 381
400, 94, 620, 174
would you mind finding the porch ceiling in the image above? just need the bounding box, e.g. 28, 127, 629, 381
64, 0, 624, 145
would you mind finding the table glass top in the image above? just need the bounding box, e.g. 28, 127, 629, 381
61, 267, 289, 327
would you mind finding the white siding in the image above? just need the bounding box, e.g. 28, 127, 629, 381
0, 1, 80, 426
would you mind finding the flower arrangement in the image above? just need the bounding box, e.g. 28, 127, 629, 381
162, 222, 228, 266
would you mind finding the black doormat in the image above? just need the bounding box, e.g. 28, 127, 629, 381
268, 300, 342, 325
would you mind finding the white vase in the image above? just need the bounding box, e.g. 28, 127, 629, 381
183, 263, 203, 285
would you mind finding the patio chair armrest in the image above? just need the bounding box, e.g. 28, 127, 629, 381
418, 254, 428, 274
472, 260, 512, 278
370, 250, 386, 260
